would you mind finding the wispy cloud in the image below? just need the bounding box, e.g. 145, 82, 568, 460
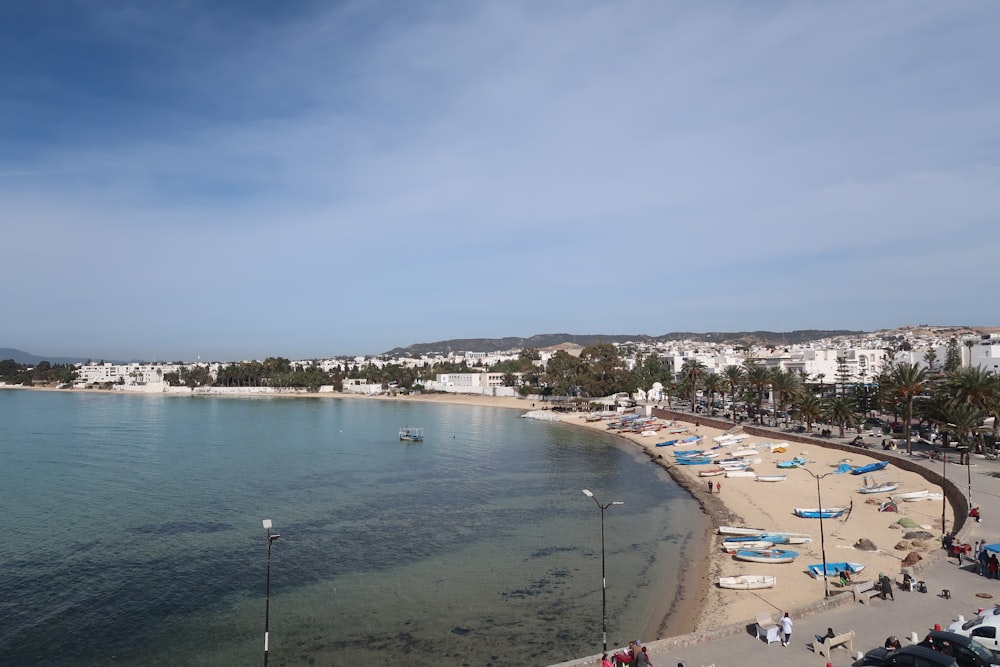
2, 1, 998, 360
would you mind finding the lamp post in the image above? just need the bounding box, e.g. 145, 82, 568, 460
941, 447, 948, 537
262, 519, 280, 667
582, 489, 623, 653
803, 469, 833, 598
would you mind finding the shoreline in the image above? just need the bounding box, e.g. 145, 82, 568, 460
6, 386, 957, 644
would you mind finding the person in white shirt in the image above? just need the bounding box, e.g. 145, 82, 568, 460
780, 612, 793, 647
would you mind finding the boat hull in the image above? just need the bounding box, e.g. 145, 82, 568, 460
756, 475, 787, 482
793, 507, 846, 518
734, 549, 798, 564
718, 575, 776, 590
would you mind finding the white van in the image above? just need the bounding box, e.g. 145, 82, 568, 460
948, 614, 1000, 654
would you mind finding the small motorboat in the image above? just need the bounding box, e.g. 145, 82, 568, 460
806, 562, 866, 578
794, 507, 846, 519
858, 481, 900, 494
399, 427, 424, 442
734, 548, 798, 564
756, 475, 787, 483
718, 574, 776, 590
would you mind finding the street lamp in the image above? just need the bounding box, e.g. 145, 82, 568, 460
262, 519, 280, 667
582, 489, 624, 653
803, 469, 833, 598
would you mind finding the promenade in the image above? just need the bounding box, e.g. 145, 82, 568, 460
550, 422, 1000, 667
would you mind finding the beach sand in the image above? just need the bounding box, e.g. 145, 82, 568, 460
561, 412, 955, 635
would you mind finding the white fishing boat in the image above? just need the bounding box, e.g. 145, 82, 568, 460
892, 489, 929, 501
399, 427, 424, 442
725, 470, 757, 478
718, 574, 776, 590
858, 481, 900, 494
698, 468, 726, 477
640, 430, 659, 437
756, 475, 787, 483
731, 448, 759, 458
719, 525, 767, 536
900, 492, 943, 502
721, 540, 773, 553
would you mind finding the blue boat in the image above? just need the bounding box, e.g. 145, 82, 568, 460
807, 561, 866, 578
674, 449, 704, 457
655, 439, 678, 447
776, 457, 807, 469
793, 507, 846, 519
851, 460, 890, 475
734, 548, 798, 564
675, 457, 714, 465
680, 435, 703, 444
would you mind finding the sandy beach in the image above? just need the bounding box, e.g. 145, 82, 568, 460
561, 410, 956, 635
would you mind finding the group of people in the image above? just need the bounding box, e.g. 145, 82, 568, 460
973, 540, 1000, 578
706, 480, 721, 494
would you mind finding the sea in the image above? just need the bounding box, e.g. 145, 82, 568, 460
0, 390, 704, 666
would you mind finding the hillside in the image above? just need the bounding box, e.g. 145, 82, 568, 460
384, 330, 864, 356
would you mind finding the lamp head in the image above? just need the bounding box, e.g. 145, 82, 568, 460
611, 501, 624, 506
582, 489, 594, 498
263, 519, 273, 530
269, 534, 280, 543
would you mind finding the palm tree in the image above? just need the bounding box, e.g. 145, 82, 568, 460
888, 362, 929, 455
923, 349, 938, 373
771, 369, 800, 429
942, 400, 985, 464
824, 396, 856, 438
744, 363, 772, 424
722, 365, 745, 420
703, 372, 722, 416
680, 358, 707, 412
964, 339, 977, 367
794, 392, 823, 432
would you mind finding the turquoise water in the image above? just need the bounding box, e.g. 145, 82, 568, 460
0, 390, 703, 666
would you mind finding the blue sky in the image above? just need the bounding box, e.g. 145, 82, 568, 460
2, 1, 998, 362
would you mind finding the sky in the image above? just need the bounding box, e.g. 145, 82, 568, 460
2, 1, 998, 362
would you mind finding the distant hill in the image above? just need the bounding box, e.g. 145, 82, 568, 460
0, 348, 92, 365
385, 330, 865, 356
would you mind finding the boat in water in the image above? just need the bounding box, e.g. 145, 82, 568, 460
399, 427, 424, 442
718, 574, 776, 590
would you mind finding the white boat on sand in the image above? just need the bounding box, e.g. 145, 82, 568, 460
756, 475, 787, 483
858, 481, 900, 494
718, 574, 776, 590
725, 470, 757, 478
721, 540, 773, 553
719, 525, 767, 536
892, 489, 929, 501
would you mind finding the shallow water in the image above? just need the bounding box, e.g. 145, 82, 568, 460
0, 390, 703, 665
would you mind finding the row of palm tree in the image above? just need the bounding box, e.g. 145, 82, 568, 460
671, 357, 999, 456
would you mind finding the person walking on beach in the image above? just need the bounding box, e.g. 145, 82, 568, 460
989, 553, 999, 579
716, 481, 721, 494
708, 480, 713, 494
780, 612, 793, 647
879, 573, 894, 600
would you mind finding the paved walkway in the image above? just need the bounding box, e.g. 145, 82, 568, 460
551, 423, 1000, 667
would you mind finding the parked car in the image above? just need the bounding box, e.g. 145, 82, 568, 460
948, 614, 1000, 654
865, 417, 888, 428
858, 644, 959, 666
919, 630, 1000, 667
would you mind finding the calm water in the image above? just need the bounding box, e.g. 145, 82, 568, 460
0, 390, 703, 666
